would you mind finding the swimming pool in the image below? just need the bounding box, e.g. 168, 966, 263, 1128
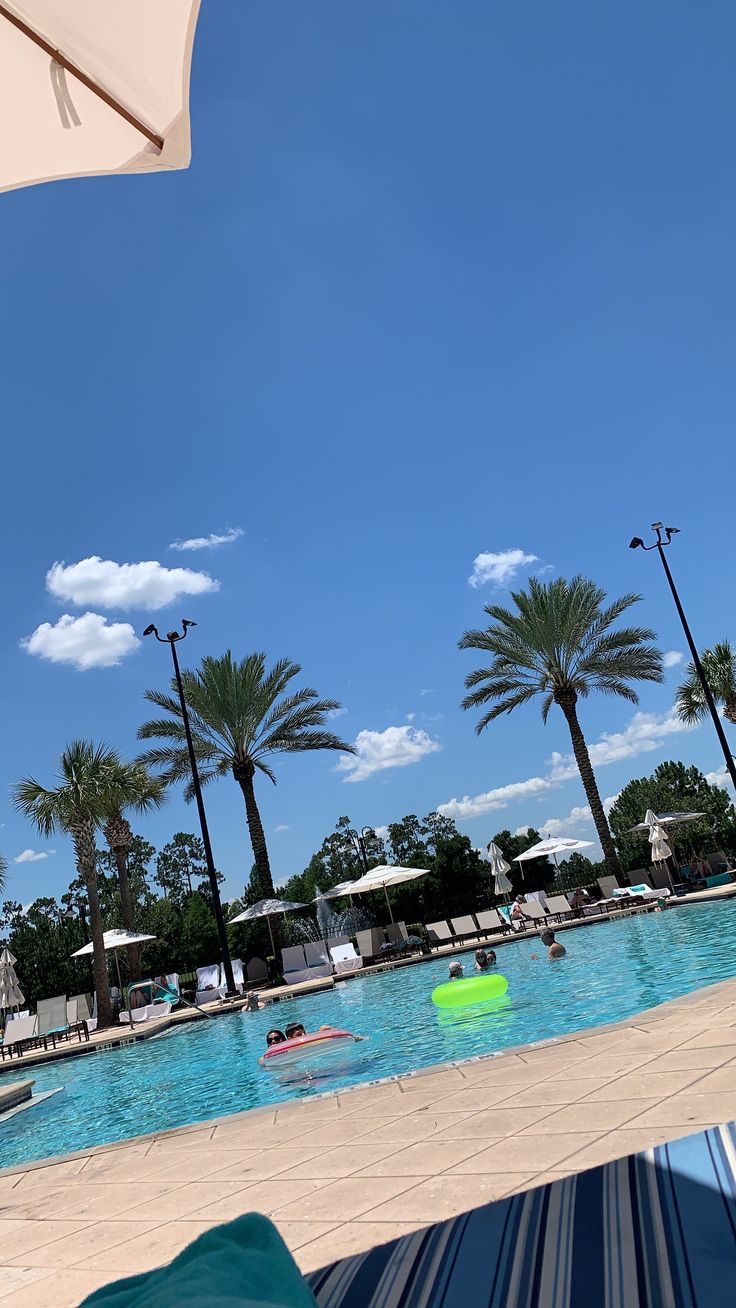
3, 900, 736, 1169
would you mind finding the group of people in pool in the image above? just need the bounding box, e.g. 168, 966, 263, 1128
447, 928, 566, 979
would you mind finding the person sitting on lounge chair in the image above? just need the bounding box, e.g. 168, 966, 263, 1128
569, 888, 591, 910
510, 896, 528, 928
152, 976, 178, 1003
129, 986, 148, 1010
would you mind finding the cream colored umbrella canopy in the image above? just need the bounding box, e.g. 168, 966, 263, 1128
0, 0, 201, 194
0, 946, 24, 1011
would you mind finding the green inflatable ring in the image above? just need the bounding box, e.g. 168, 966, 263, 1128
431, 973, 509, 1009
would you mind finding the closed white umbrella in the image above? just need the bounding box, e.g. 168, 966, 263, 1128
71, 928, 156, 1029
228, 898, 307, 955
486, 842, 513, 898
347, 865, 429, 923
0, 946, 24, 1011
644, 809, 673, 864
0, 0, 201, 194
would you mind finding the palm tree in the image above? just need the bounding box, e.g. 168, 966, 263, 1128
102, 760, 167, 980
675, 640, 736, 727
0, 852, 6, 895
12, 741, 126, 1030
459, 575, 663, 874
137, 651, 354, 897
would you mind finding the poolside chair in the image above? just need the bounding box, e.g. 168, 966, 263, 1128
542, 894, 574, 922
518, 900, 547, 926
450, 915, 481, 943
245, 957, 269, 989
305, 1120, 736, 1308
597, 874, 621, 900
37, 994, 88, 1046
69, 993, 92, 1023
230, 959, 245, 993
475, 908, 509, 937
425, 921, 454, 948
355, 928, 387, 962
329, 943, 363, 975
281, 945, 313, 985
326, 934, 351, 951
195, 964, 226, 1006
0, 1015, 45, 1059
385, 923, 408, 948
303, 942, 333, 979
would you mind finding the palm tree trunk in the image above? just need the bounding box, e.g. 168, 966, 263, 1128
557, 699, 622, 877
233, 763, 276, 898
72, 820, 112, 1030
113, 847, 141, 980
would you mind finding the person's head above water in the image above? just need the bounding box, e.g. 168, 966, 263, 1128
475, 949, 489, 968
448, 961, 463, 978
285, 1022, 306, 1039
540, 929, 555, 946
266, 1029, 285, 1047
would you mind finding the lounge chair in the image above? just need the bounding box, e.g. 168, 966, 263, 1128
230, 959, 245, 993
597, 874, 621, 900
303, 942, 333, 979
0, 1014, 46, 1059
245, 957, 269, 988
119, 1000, 172, 1025
281, 945, 312, 985
306, 1119, 736, 1308
69, 993, 92, 1023
475, 908, 509, 937
326, 934, 351, 951
425, 921, 454, 948
195, 964, 226, 1006
329, 943, 363, 975
37, 994, 88, 1046
450, 915, 481, 943
518, 900, 547, 926
385, 922, 408, 947
542, 894, 574, 922
355, 928, 387, 962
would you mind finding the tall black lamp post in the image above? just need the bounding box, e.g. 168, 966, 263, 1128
629, 524, 736, 794
143, 620, 236, 995
353, 827, 374, 876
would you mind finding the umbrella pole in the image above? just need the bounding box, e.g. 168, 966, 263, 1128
114, 950, 133, 1031
267, 915, 276, 957
383, 885, 394, 924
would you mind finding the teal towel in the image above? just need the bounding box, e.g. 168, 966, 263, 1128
80, 1213, 319, 1308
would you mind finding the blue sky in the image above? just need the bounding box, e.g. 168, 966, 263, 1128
2, 2, 734, 904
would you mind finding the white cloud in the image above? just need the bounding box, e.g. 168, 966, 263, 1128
468, 548, 538, 589
438, 708, 694, 821
169, 528, 244, 552
46, 557, 218, 611
372, 825, 390, 843
22, 613, 140, 670
14, 848, 55, 864
705, 768, 735, 792
406, 712, 416, 722
439, 776, 553, 820
663, 650, 685, 669
419, 688, 436, 696
327, 706, 347, 719
274, 824, 289, 833
336, 725, 442, 783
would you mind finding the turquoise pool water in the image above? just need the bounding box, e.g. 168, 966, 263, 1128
2, 900, 736, 1169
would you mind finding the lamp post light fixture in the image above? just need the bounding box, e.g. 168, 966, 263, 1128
629, 525, 736, 795
143, 620, 236, 995
353, 827, 374, 876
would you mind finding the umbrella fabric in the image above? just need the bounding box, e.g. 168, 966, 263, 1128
0, 946, 24, 1009
627, 811, 704, 833
227, 899, 307, 926
320, 881, 358, 901
486, 842, 513, 896
643, 810, 673, 863
71, 928, 156, 957
347, 865, 429, 924
0, 0, 201, 194
514, 837, 594, 862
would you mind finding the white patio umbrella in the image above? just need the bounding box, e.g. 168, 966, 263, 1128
486, 842, 513, 898
0, 0, 201, 194
347, 865, 429, 923
0, 946, 24, 1011
514, 836, 594, 887
71, 928, 156, 1029
626, 812, 704, 833
320, 880, 357, 901
643, 810, 673, 864
228, 899, 308, 955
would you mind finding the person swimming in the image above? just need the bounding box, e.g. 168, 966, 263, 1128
448, 961, 464, 979
285, 1022, 306, 1040
474, 948, 496, 970
540, 928, 566, 960
266, 1029, 286, 1047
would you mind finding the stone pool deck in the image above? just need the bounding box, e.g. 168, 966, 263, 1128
1, 977, 736, 1307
